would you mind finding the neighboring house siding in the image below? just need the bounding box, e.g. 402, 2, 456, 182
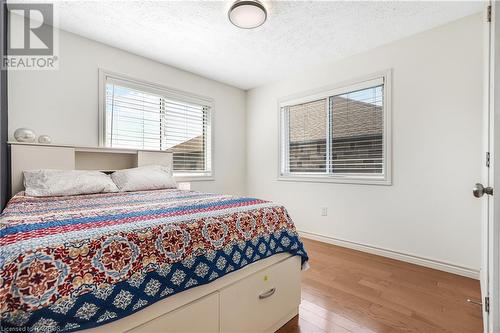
289, 139, 327, 172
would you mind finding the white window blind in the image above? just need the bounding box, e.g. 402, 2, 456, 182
163, 99, 210, 174
103, 75, 212, 177
329, 85, 383, 174
105, 84, 163, 150
280, 74, 390, 184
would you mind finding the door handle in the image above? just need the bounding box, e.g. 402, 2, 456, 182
473, 183, 494, 198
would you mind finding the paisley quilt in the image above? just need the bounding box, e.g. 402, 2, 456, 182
0, 189, 308, 332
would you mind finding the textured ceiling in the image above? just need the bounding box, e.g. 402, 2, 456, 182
50, 1, 483, 89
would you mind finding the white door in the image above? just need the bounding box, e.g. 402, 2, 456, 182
478, 2, 498, 332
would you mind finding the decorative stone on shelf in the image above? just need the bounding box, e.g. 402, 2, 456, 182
38, 135, 52, 144
14, 128, 36, 143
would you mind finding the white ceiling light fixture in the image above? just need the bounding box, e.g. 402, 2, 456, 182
228, 0, 267, 29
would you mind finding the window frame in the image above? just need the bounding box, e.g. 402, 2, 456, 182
98, 69, 215, 182
278, 70, 392, 185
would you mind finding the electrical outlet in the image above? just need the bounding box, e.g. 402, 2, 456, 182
321, 207, 328, 216
178, 182, 191, 191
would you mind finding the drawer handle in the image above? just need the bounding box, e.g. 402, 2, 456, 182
259, 288, 276, 300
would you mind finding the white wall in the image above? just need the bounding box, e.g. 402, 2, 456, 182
8, 23, 247, 195
246, 14, 483, 272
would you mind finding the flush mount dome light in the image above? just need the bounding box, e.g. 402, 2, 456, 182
228, 0, 267, 29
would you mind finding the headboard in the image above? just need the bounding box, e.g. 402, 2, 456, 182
9, 142, 173, 196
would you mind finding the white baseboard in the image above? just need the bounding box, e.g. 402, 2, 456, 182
298, 230, 480, 280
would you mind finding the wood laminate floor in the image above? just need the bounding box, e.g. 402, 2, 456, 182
277, 239, 483, 333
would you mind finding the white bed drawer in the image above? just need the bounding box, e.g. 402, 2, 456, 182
126, 292, 219, 333
220, 255, 301, 333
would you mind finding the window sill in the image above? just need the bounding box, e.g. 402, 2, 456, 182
277, 175, 392, 186
174, 175, 214, 182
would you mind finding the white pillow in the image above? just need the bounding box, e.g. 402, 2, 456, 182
111, 165, 177, 192
24, 169, 119, 197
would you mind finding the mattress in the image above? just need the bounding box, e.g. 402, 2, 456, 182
0, 189, 308, 332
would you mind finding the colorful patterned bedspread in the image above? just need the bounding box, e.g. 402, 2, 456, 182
0, 189, 308, 332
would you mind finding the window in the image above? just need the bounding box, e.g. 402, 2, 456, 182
100, 71, 213, 179
279, 72, 391, 184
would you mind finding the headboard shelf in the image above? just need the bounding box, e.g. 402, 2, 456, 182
76, 147, 137, 155
9, 142, 173, 195
8, 142, 172, 154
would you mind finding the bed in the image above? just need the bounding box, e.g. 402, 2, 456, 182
0, 143, 308, 333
